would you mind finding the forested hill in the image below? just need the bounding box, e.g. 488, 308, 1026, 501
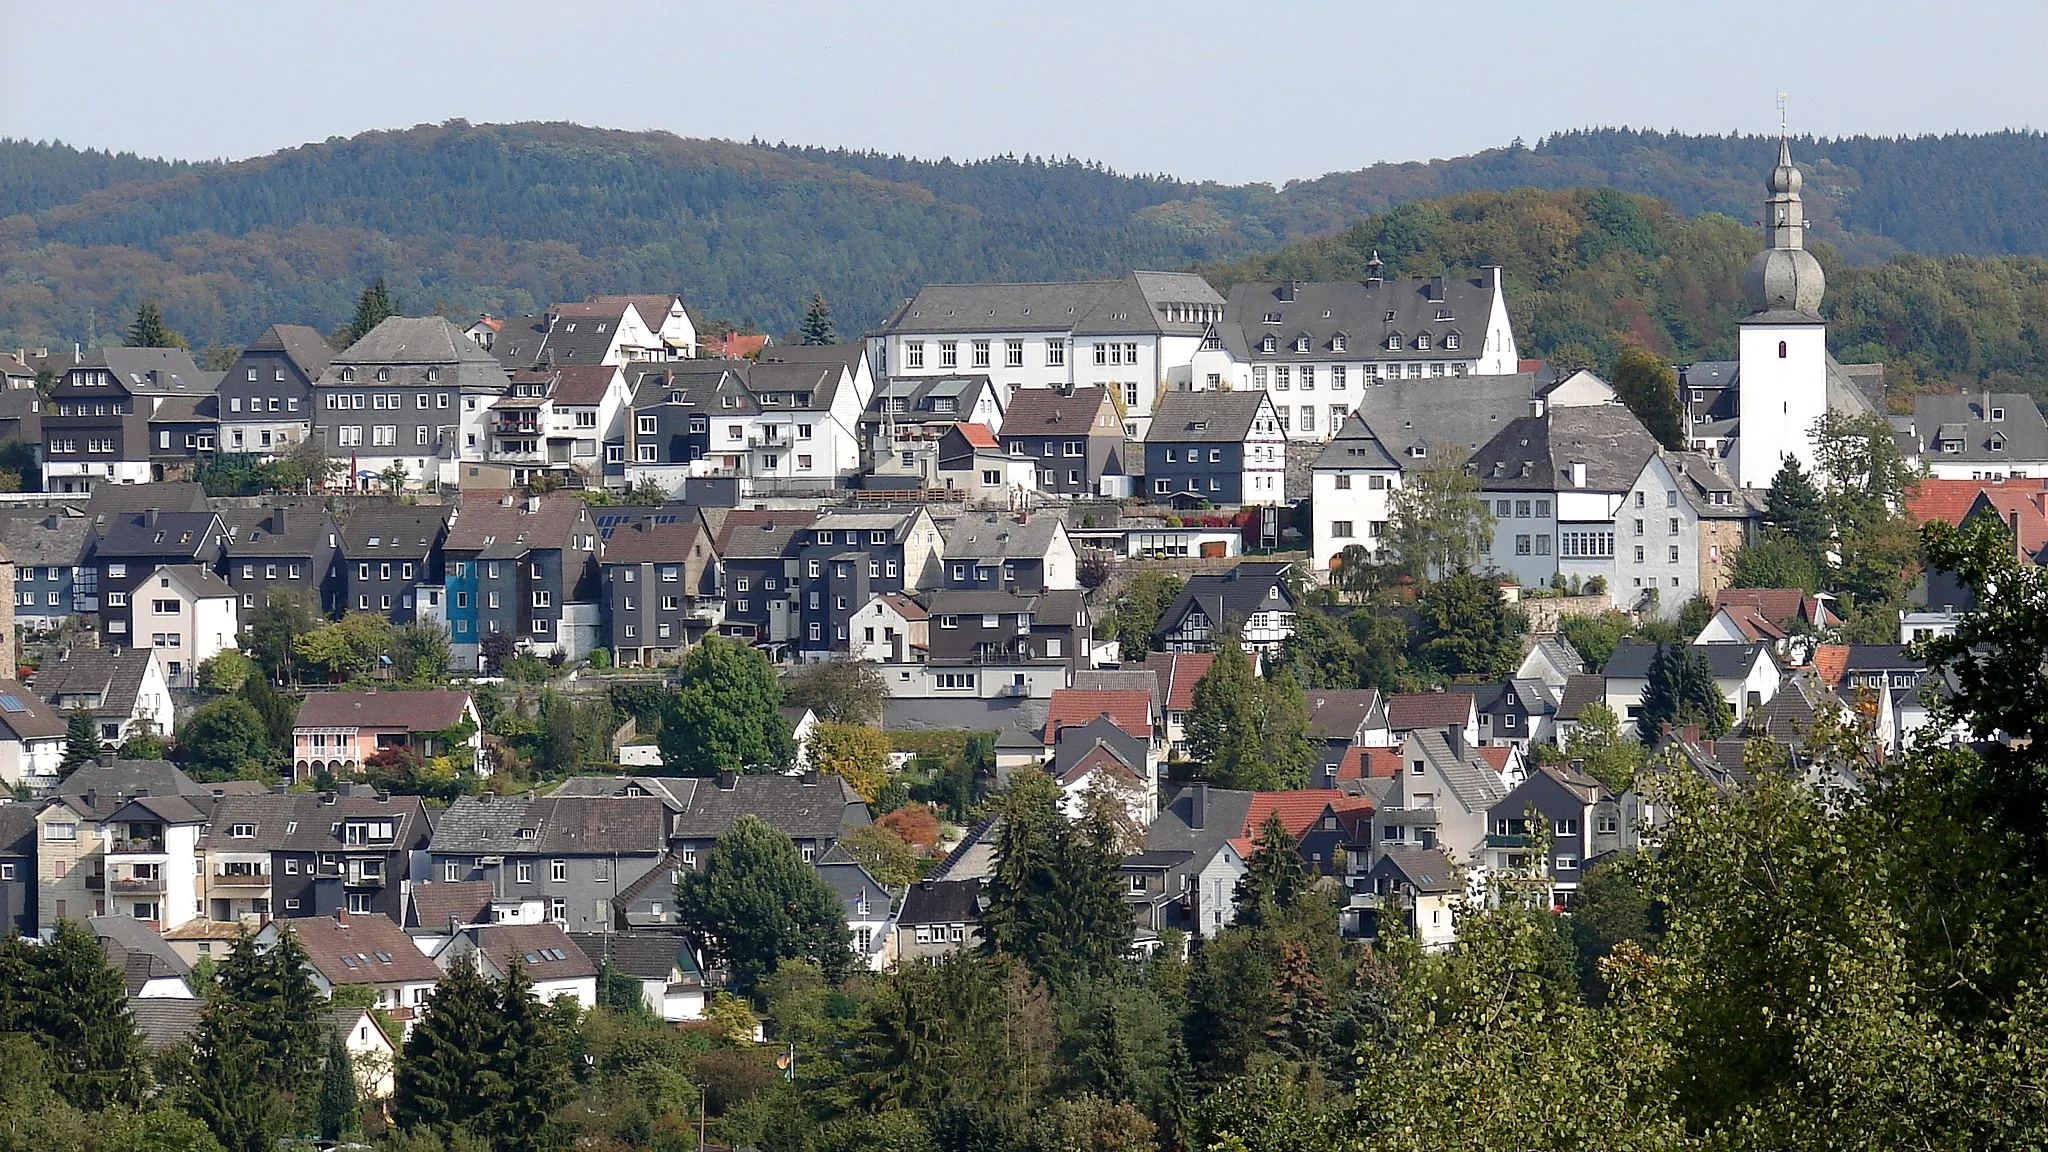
1, 122, 2045, 353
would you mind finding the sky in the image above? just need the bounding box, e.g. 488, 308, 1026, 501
2, 0, 2043, 187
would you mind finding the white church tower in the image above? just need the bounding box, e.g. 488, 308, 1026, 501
1734, 139, 1830, 489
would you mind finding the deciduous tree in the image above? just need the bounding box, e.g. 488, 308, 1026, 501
1385, 449, 1492, 582
675, 814, 851, 995
660, 636, 794, 775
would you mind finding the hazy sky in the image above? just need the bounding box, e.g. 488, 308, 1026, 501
3, 0, 2042, 186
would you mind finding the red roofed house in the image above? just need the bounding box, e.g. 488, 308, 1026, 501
934, 422, 1039, 501
437, 921, 598, 1007
263, 912, 444, 1028
849, 592, 929, 664
1127, 651, 1214, 758
1045, 689, 1159, 827
292, 689, 483, 782
1043, 688, 1155, 747
714, 332, 771, 360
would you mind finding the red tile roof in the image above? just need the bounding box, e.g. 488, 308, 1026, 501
955, 423, 998, 449
1131, 652, 1214, 713
290, 913, 443, 986
1716, 603, 1788, 642
1905, 476, 2048, 527
715, 333, 770, 360
295, 689, 474, 732
1043, 689, 1153, 744
1476, 746, 1514, 773
1811, 644, 1850, 688
1241, 789, 1351, 838
1387, 692, 1475, 730
550, 364, 623, 406
1713, 588, 1831, 629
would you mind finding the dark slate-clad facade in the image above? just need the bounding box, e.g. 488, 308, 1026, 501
442, 492, 601, 668
216, 323, 334, 456
428, 794, 674, 933
0, 805, 36, 934
336, 504, 448, 623
710, 509, 816, 648
600, 514, 722, 664
940, 514, 1074, 593
1143, 389, 1287, 506
199, 789, 433, 922
219, 504, 342, 615
43, 347, 213, 492
792, 509, 943, 659
1000, 385, 1125, 496
87, 510, 229, 644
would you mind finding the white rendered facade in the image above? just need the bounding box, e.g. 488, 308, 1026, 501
1734, 318, 1829, 489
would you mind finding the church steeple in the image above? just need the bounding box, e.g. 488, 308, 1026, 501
1742, 137, 1826, 315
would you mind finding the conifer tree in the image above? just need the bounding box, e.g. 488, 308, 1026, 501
1234, 812, 1307, 925
182, 993, 291, 1152
24, 920, 144, 1110
981, 769, 1132, 988
315, 1027, 359, 1141
477, 961, 569, 1152
800, 293, 836, 345
1761, 456, 1828, 546
124, 299, 183, 349
345, 279, 396, 346
1264, 940, 1330, 1062
1256, 664, 1317, 791
219, 926, 322, 1101
1184, 632, 1262, 781
394, 959, 497, 1140
59, 710, 105, 774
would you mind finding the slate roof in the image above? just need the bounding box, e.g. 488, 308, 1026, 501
89, 915, 190, 995
1604, 641, 1774, 681
744, 360, 845, 412
292, 913, 443, 985
1370, 846, 1454, 895
0, 804, 34, 857
433, 794, 671, 856
51, 758, 210, 818
93, 510, 223, 558
1912, 392, 2048, 462
295, 689, 472, 732
70, 347, 210, 395
1843, 644, 1922, 673
1469, 404, 1661, 492
598, 517, 714, 568
1042, 689, 1154, 743
326, 317, 511, 395
1146, 785, 1255, 853
85, 483, 207, 523
444, 491, 592, 559
943, 514, 1065, 562
1219, 273, 1500, 362
1057, 743, 1140, 787
0, 680, 64, 742
712, 508, 816, 560
130, 998, 204, 1051
863, 375, 1002, 426
1386, 692, 1475, 730
197, 791, 433, 853
926, 589, 1086, 624
568, 931, 697, 982
1409, 731, 1508, 810
1144, 390, 1273, 443
1155, 561, 1294, 640
1339, 373, 1556, 465
670, 774, 868, 842
1305, 689, 1384, 742
245, 323, 335, 376
1555, 675, 1609, 721
0, 507, 90, 569
467, 923, 598, 979
405, 880, 497, 932
1525, 634, 1585, 678
35, 647, 159, 723
1071, 669, 1161, 710
877, 272, 1220, 338
1000, 386, 1116, 435
218, 503, 334, 559
335, 504, 446, 559
1745, 674, 1821, 743
896, 878, 984, 927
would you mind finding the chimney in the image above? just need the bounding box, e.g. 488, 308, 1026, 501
1529, 396, 1547, 419
801, 771, 820, 787
96, 746, 113, 767
1366, 252, 1384, 285
1571, 461, 1587, 489
143, 509, 159, 529
1446, 726, 1465, 759
271, 506, 287, 536
1189, 782, 1208, 830
1983, 390, 1992, 420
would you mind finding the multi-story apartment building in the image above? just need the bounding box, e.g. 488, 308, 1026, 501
336, 504, 448, 623
217, 324, 333, 457
42, 347, 214, 492
486, 364, 633, 488
601, 515, 723, 665
440, 492, 601, 669
429, 793, 675, 934
939, 513, 1077, 593
999, 385, 1128, 498
710, 509, 816, 649
621, 364, 743, 498
1310, 413, 1404, 570
869, 271, 1226, 439
1202, 267, 1520, 442
219, 504, 342, 616
920, 588, 1090, 699
1143, 389, 1289, 506
86, 509, 229, 647
0, 509, 92, 629
791, 509, 944, 660
35, 647, 175, 746
312, 317, 510, 491
125, 565, 238, 689
198, 789, 434, 923
1468, 402, 1661, 595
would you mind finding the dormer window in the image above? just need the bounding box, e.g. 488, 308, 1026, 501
1415, 334, 1431, 351
425, 367, 439, 382
340, 368, 355, 383
1293, 335, 1311, 354
1444, 333, 1461, 351
1260, 335, 1276, 354
1387, 334, 1403, 352
1436, 308, 1453, 321
1331, 334, 1347, 353
376, 368, 391, 382
1991, 435, 2007, 452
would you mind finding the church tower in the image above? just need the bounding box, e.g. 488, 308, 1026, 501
1734, 139, 1830, 489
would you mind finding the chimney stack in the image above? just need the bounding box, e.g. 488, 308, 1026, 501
1189, 782, 1208, 830
272, 506, 288, 536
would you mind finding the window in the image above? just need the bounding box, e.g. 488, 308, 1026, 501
1005, 339, 1023, 368
1046, 339, 1065, 367
45, 822, 77, 842
972, 340, 991, 368
1331, 520, 1354, 538
1555, 856, 1579, 871
1515, 534, 1531, 555
551, 859, 567, 882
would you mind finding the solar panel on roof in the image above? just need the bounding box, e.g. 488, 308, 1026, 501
0, 696, 25, 713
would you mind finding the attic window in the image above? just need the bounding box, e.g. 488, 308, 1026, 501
340, 368, 355, 382
1293, 336, 1311, 354
1436, 309, 1453, 321
1387, 335, 1403, 352
1260, 336, 1276, 354
1445, 334, 1461, 350
1331, 335, 1347, 352
1992, 407, 2006, 421
1384, 311, 1397, 322
376, 368, 391, 382
1415, 334, 1431, 351
1263, 312, 1282, 324
1189, 421, 1207, 433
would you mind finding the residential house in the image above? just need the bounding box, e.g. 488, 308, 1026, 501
1552, 674, 1610, 745
336, 504, 448, 623
486, 364, 633, 488
1354, 847, 1457, 950
814, 847, 895, 971
199, 789, 434, 923
929, 422, 1038, 502
34, 757, 226, 927
919, 589, 1090, 699
438, 922, 598, 1006
1387, 690, 1482, 748
615, 364, 721, 497
888, 878, 984, 963
1602, 640, 1781, 737
1000, 386, 1127, 498
312, 316, 511, 491
474, 298, 673, 373
1143, 389, 1288, 506
740, 349, 873, 489
1370, 731, 1509, 869
0, 805, 35, 933
440, 491, 602, 668
1128, 783, 1252, 938
791, 509, 944, 660
1517, 634, 1586, 690
1310, 412, 1403, 569
220, 504, 343, 617
0, 682, 67, 790
35, 646, 174, 745
1906, 392, 2048, 481
1473, 678, 1558, 749
1306, 689, 1391, 788
667, 772, 870, 872
847, 592, 928, 665
601, 513, 723, 664
862, 376, 1008, 477
291, 689, 481, 781
1697, 588, 1838, 653
90, 914, 196, 998
125, 565, 237, 689
1123, 652, 1214, 759
42, 347, 214, 492
129, 999, 205, 1055
429, 793, 674, 934
869, 271, 1226, 439
325, 1005, 402, 1099
709, 508, 816, 649
569, 932, 705, 1021
216, 324, 333, 457
272, 911, 444, 1024
1484, 765, 1627, 895
940, 513, 1078, 593
85, 508, 228, 644
98, 791, 214, 929
1207, 268, 1520, 441
0, 508, 92, 630
1153, 561, 1297, 654
1466, 401, 1658, 598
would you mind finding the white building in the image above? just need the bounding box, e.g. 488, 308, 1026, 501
1903, 392, 2048, 481
127, 565, 239, 689
1203, 265, 1519, 442
868, 272, 1227, 440
0, 681, 66, 789
1601, 640, 1780, 738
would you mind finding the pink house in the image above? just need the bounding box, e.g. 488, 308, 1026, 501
292, 689, 482, 781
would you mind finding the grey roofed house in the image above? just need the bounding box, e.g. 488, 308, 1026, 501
85, 482, 208, 524
216, 502, 334, 558
709, 507, 817, 560
942, 513, 1066, 562
1556, 674, 1609, 722
1910, 392, 2048, 462
1467, 404, 1661, 492
1345, 373, 1560, 466
1408, 730, 1509, 811
78, 347, 214, 396
756, 343, 863, 406
1367, 846, 1455, 896
322, 316, 511, 391
1313, 410, 1402, 471
895, 877, 985, 928
89, 914, 193, 996
862, 375, 1004, 429
0, 508, 88, 572
50, 757, 214, 818
1666, 451, 1752, 519
431, 794, 672, 856
195, 790, 434, 853
336, 504, 447, 560
743, 358, 848, 412
1745, 673, 1823, 744
1146, 784, 1256, 855
245, 322, 336, 377
875, 271, 1222, 338
568, 930, 700, 984
1143, 389, 1274, 443
130, 998, 204, 1051
1305, 689, 1385, 743
1072, 668, 1163, 712
0, 680, 66, 744
1154, 561, 1296, 642
92, 510, 224, 558
669, 773, 869, 843
548, 774, 695, 807
881, 695, 1048, 734
404, 879, 496, 932
1217, 272, 1502, 362
1603, 640, 1775, 682
35, 648, 160, 730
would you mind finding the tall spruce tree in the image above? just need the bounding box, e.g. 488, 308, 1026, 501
980, 769, 1131, 988
477, 961, 570, 1152
25, 920, 144, 1110
59, 709, 105, 774
124, 300, 182, 348
1234, 812, 1308, 926
315, 1026, 359, 1141
218, 927, 322, 1103
182, 993, 291, 1152
1184, 632, 1263, 783
394, 958, 497, 1140
1761, 456, 1828, 546
800, 293, 836, 345
345, 279, 396, 346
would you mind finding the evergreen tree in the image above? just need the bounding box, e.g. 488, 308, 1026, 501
345, 279, 396, 346
674, 813, 852, 996
981, 769, 1132, 988
24, 920, 144, 1110
59, 709, 106, 773
1609, 345, 1685, 449
476, 961, 568, 1152
393, 959, 497, 1140
1264, 940, 1330, 1062
181, 993, 291, 1152
218, 927, 322, 1101
1257, 664, 1317, 791
1184, 633, 1262, 782
315, 1026, 359, 1141
124, 299, 183, 348
1761, 456, 1828, 546
1234, 812, 1307, 926
1413, 570, 1527, 681
1636, 643, 1732, 740
800, 293, 836, 345
659, 636, 795, 775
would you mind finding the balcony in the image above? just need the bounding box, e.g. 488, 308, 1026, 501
1378, 807, 1441, 827
83, 871, 106, 891
345, 872, 387, 889
110, 837, 166, 855
111, 874, 168, 894
748, 429, 792, 448
1485, 833, 1532, 849
212, 872, 271, 888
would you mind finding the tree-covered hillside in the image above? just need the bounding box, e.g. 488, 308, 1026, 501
1, 122, 2046, 360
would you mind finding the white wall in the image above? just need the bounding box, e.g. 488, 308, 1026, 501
1311, 467, 1398, 571
1735, 320, 1828, 489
